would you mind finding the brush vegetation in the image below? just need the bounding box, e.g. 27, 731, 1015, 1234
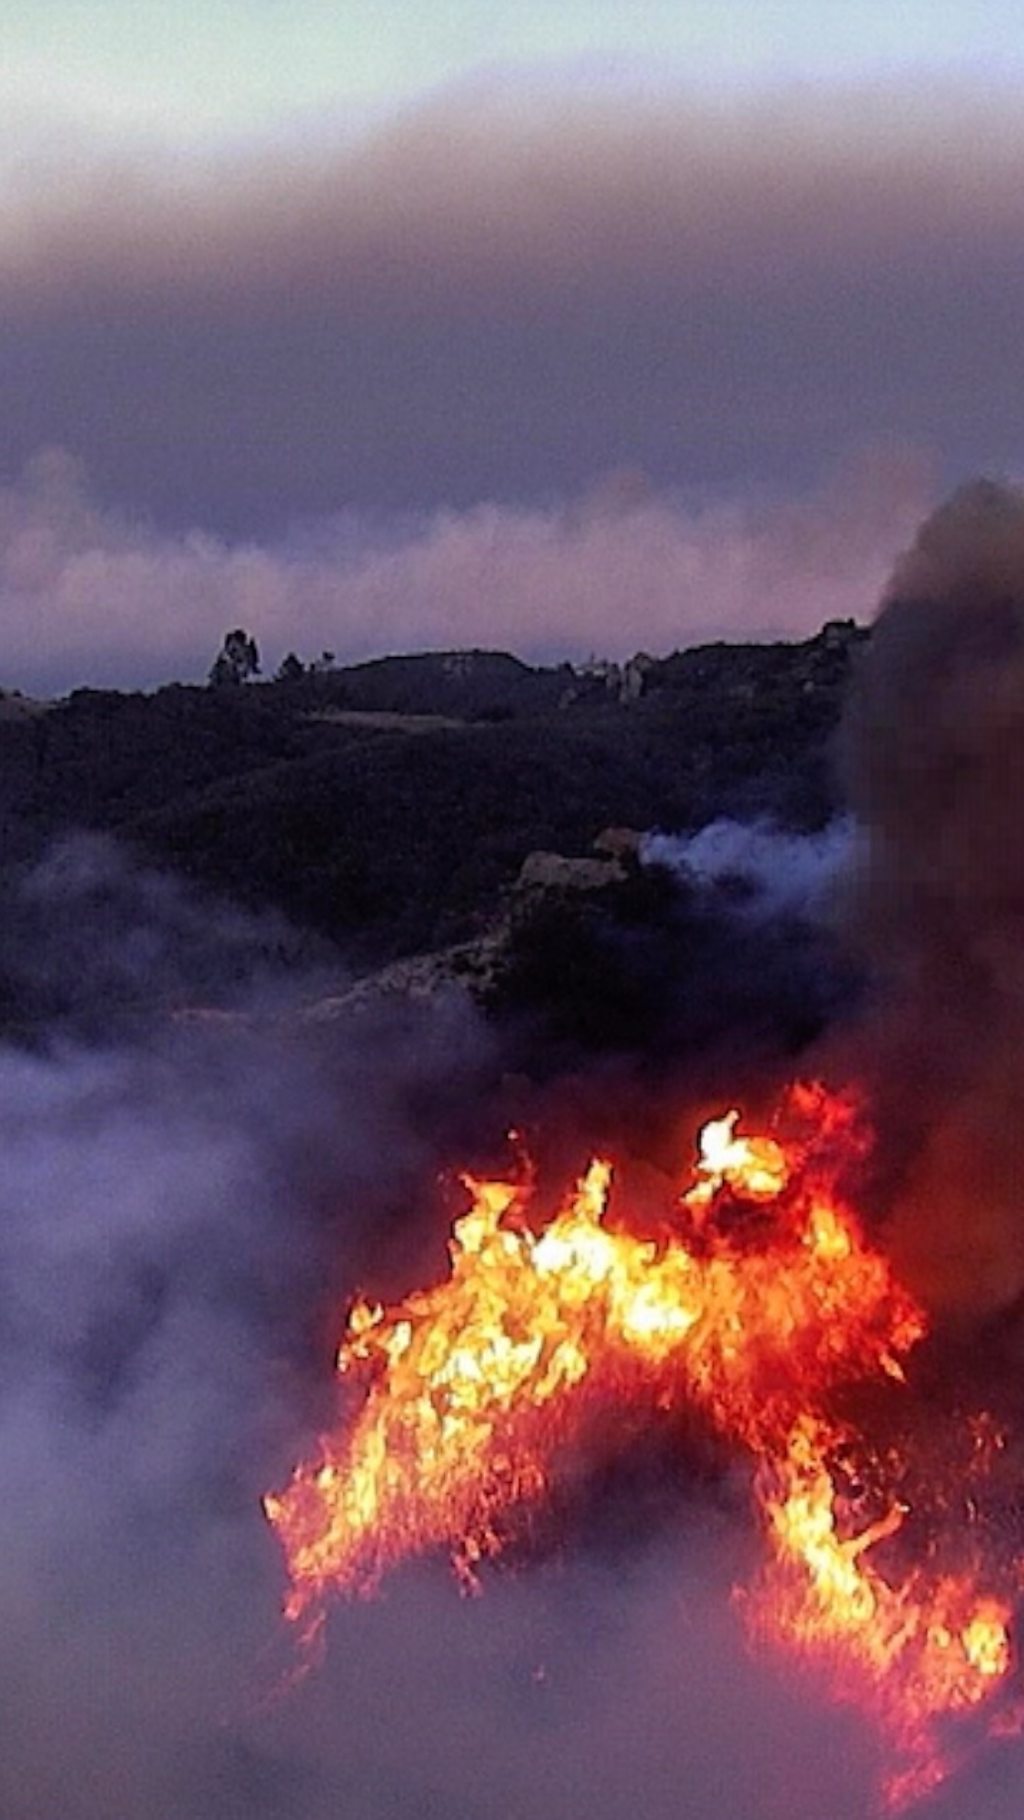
0, 627, 865, 966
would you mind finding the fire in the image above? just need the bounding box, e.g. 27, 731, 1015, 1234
754, 1411, 1017, 1808
264, 1083, 1022, 1809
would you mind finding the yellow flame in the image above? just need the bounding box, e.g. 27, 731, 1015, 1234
264, 1083, 1018, 1810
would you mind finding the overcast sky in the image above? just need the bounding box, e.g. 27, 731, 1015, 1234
1, 2, 1019, 689
7, 1, 1024, 139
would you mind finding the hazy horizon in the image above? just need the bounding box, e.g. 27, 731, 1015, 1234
2, 9, 1019, 688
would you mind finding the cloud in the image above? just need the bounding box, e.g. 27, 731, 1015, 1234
0, 445, 928, 693
0, 77, 1020, 532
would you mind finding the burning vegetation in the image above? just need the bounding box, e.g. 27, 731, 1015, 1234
265, 1082, 1024, 1812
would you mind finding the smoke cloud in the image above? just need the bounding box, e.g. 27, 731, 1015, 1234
0, 446, 927, 694
0, 842, 895, 1820
8, 470, 1024, 1811
0, 77, 1017, 534
1, 946, 1017, 1817
0, 806, 1022, 1810
642, 816, 855, 925
0, 833, 331, 1038
0, 1082, 889, 1820
843, 480, 1024, 1320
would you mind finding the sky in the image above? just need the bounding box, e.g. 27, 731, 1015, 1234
2, 0, 1022, 689
7, 1, 1024, 141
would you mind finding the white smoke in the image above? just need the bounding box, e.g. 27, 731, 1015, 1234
642, 816, 856, 924
0, 833, 329, 1036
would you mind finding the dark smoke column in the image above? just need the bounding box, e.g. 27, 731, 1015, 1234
843, 480, 1024, 1319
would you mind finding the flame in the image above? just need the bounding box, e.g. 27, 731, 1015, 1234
264, 1083, 1022, 1809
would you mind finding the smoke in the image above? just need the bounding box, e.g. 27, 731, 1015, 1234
0, 76, 1018, 534
256, 1541, 881, 1820
0, 839, 900, 1820
0, 833, 331, 1038
1, 1003, 1013, 1820
642, 815, 855, 925
0, 446, 927, 696
0, 845, 546, 1818
843, 480, 1024, 1320
5, 638, 1024, 1813
0, 1036, 879, 1820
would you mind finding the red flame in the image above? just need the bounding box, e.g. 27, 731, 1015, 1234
264, 1082, 1024, 1809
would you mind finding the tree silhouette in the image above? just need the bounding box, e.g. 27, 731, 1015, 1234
209, 629, 261, 687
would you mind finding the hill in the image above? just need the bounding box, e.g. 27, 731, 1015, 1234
0, 624, 866, 968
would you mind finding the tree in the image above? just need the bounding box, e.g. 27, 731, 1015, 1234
275, 651, 306, 683
209, 628, 261, 687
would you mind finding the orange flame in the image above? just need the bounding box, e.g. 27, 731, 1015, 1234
264, 1083, 1021, 1809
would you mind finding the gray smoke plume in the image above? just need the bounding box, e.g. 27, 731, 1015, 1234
1, 801, 1021, 1812
641, 816, 855, 925
843, 479, 1024, 1319
0, 835, 919, 1819
0, 833, 332, 1039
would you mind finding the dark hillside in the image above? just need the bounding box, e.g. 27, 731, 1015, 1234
0, 625, 865, 963
286, 649, 573, 719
